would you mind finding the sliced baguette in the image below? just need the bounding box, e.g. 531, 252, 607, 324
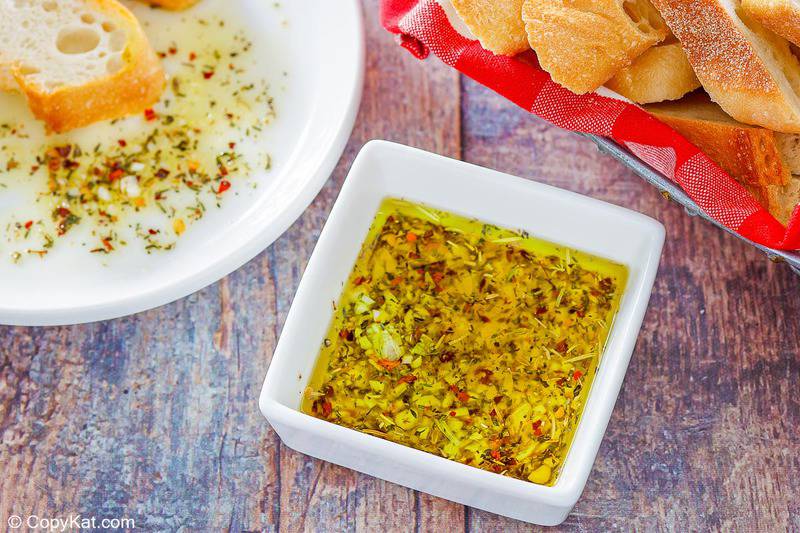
741, 0, 800, 47
0, 0, 165, 133
651, 0, 800, 133
752, 173, 800, 226
138, 0, 200, 10
606, 41, 701, 103
647, 91, 800, 224
521, 0, 670, 94
451, 0, 529, 56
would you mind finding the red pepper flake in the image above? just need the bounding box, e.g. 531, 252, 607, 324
218, 165, 229, 177
217, 180, 231, 194
148, 229, 159, 235
532, 419, 542, 430
490, 450, 501, 460
155, 168, 170, 179
479, 315, 491, 323
189, 51, 197, 61
390, 276, 404, 287
144, 108, 157, 121
321, 400, 332, 418
457, 391, 470, 403
431, 271, 444, 284
573, 370, 583, 381
449, 411, 456, 417
24, 220, 33, 230
117, 139, 127, 147
168, 46, 177, 55
202, 70, 215, 80
377, 359, 401, 371
228, 142, 236, 149
353, 276, 365, 286
493, 395, 503, 404
449, 384, 459, 393
490, 408, 497, 417
555, 340, 568, 353
397, 374, 417, 384
102, 238, 114, 251
109, 169, 124, 182
406, 231, 417, 242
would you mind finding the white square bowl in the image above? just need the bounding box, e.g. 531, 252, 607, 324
259, 140, 665, 526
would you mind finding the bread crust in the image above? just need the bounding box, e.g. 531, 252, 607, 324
139, 0, 199, 10
7, 0, 165, 133
522, 0, 669, 94
753, 176, 800, 226
742, 0, 800, 47
646, 91, 790, 187
647, 91, 800, 224
606, 42, 701, 103
651, 0, 800, 133
451, 0, 529, 56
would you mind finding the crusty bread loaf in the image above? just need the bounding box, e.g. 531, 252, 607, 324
521, 0, 669, 94
451, 0, 529, 56
606, 41, 701, 103
652, 0, 800, 133
752, 175, 800, 226
742, 0, 800, 47
138, 0, 199, 10
0, 0, 165, 133
647, 91, 800, 224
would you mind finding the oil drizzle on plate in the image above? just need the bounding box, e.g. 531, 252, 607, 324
0, 10, 278, 263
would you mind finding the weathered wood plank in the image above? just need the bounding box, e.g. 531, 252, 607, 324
460, 77, 800, 532
269, 2, 463, 533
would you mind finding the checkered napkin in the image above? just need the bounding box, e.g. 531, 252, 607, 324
381, 0, 800, 250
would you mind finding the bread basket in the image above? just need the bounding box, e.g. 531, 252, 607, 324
583, 134, 800, 276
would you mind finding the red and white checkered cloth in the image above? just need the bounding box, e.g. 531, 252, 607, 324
381, 0, 800, 250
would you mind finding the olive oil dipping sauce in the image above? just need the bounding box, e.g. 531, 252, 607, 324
303, 198, 628, 486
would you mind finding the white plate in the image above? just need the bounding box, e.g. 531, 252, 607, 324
0, 0, 363, 326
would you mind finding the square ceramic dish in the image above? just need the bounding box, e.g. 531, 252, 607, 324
259, 140, 665, 526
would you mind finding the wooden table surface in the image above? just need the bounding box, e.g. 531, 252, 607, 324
2, 2, 799, 531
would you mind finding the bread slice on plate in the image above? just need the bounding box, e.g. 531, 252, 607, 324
647, 91, 800, 225
0, 0, 165, 133
741, 0, 800, 47
652, 0, 800, 133
522, 0, 669, 94
138, 0, 199, 10
451, 0, 529, 56
606, 41, 701, 103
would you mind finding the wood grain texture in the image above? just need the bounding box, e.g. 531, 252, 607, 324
1, 1, 799, 531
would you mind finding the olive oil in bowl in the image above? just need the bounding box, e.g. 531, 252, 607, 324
303, 198, 627, 486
